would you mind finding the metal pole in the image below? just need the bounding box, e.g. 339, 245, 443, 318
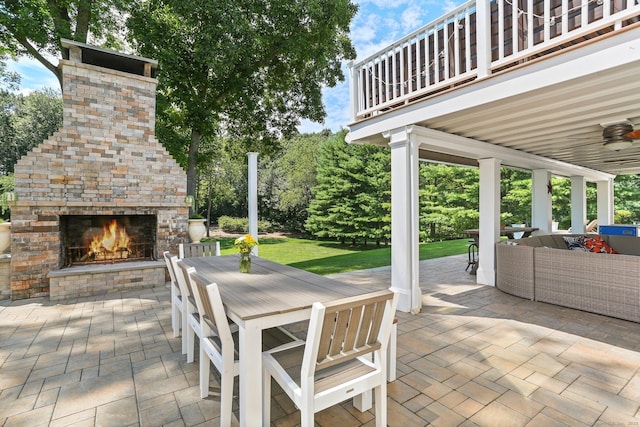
247, 152, 258, 256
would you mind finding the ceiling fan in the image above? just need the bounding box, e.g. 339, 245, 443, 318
602, 122, 640, 151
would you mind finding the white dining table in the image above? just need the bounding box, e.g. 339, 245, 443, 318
178, 254, 373, 427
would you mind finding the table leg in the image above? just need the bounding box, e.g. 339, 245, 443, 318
239, 321, 263, 427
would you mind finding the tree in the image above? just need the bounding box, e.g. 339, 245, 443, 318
256, 132, 327, 232
614, 174, 640, 222
419, 163, 480, 240
0, 55, 19, 91
127, 0, 357, 206
0, 88, 62, 174
500, 168, 531, 226
1, 0, 132, 88
306, 131, 390, 244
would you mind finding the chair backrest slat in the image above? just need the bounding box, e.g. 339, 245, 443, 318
355, 303, 374, 348
342, 305, 363, 351
314, 290, 394, 371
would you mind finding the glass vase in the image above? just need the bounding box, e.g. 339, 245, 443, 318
239, 255, 251, 273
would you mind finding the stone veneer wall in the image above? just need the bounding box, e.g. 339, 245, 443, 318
10, 55, 187, 300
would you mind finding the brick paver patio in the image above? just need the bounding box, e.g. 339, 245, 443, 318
1, 254, 639, 426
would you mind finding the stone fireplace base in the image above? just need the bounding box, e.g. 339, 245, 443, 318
47, 261, 166, 301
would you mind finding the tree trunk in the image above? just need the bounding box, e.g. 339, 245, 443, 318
187, 129, 201, 216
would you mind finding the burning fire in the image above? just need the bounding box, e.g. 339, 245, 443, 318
89, 219, 131, 260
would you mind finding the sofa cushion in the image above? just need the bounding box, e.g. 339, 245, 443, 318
582, 236, 618, 254
537, 234, 562, 248
563, 236, 588, 251
604, 235, 640, 256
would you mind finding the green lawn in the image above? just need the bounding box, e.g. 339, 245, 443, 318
207, 237, 468, 275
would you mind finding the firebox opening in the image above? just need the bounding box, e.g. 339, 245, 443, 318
61, 215, 156, 267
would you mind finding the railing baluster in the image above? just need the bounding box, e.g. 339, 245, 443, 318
562, 0, 569, 35
512, 0, 519, 55
544, 0, 551, 42
434, 24, 441, 84
443, 20, 450, 80
603, 0, 611, 18
386, 51, 392, 101
416, 33, 422, 90
465, 9, 471, 72
392, 48, 398, 99
400, 44, 405, 97
454, 18, 461, 76
407, 38, 413, 95
527, 0, 534, 49
498, 0, 505, 60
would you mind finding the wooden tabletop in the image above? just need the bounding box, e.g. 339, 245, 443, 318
179, 255, 368, 321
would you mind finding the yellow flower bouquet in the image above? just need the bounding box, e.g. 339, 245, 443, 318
234, 234, 257, 273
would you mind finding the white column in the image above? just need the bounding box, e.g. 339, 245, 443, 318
477, 158, 501, 286
247, 152, 258, 256
531, 169, 552, 234
476, 0, 492, 78
597, 178, 614, 227
571, 175, 587, 234
386, 127, 421, 314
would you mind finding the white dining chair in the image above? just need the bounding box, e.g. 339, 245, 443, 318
172, 257, 201, 363
187, 271, 300, 427
163, 251, 185, 349
262, 289, 398, 427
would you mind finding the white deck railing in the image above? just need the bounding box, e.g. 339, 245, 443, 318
349, 0, 640, 122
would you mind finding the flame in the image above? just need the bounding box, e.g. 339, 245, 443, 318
89, 219, 130, 259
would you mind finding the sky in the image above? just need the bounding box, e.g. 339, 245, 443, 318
7, 0, 467, 133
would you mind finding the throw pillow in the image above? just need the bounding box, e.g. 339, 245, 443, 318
563, 236, 588, 252
582, 236, 618, 254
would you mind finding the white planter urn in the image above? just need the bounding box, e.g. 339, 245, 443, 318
0, 222, 10, 253
188, 219, 207, 243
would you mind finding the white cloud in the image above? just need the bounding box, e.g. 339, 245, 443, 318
400, 3, 427, 33
7, 56, 60, 94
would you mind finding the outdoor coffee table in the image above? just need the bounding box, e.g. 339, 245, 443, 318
179, 254, 373, 427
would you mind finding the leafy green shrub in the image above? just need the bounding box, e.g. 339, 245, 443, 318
218, 216, 274, 233
218, 216, 246, 232
614, 209, 635, 224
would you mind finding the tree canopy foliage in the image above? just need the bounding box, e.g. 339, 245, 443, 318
0, 0, 132, 87
126, 0, 357, 206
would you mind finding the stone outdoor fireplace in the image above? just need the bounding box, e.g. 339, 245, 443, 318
10, 39, 188, 300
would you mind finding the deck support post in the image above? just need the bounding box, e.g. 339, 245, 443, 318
386, 126, 421, 314
597, 179, 614, 227
532, 169, 553, 234
571, 176, 587, 234
477, 158, 501, 287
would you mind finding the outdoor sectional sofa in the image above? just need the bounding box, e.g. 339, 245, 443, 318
495, 233, 640, 323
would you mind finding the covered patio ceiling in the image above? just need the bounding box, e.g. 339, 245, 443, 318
347, 23, 640, 178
